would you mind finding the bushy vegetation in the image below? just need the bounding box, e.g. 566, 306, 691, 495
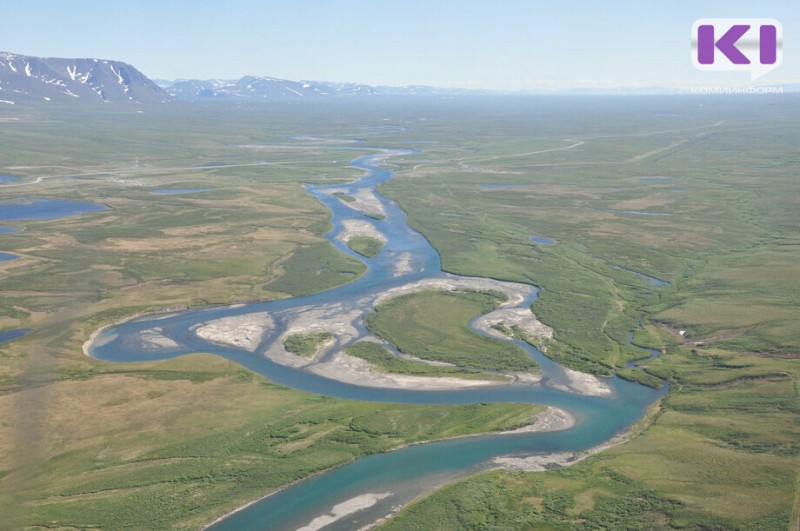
346, 341, 504, 380
264, 242, 365, 296
283, 332, 333, 358
365, 290, 538, 372
347, 235, 384, 258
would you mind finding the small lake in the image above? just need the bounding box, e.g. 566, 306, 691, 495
0, 198, 108, 220
0, 175, 20, 183
150, 189, 210, 195
0, 329, 31, 345
0, 252, 19, 262
612, 265, 669, 287
0, 226, 17, 234
530, 234, 554, 245
639, 177, 673, 183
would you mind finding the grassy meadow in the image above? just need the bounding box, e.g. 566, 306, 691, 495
347, 234, 384, 258
374, 95, 800, 529
0, 101, 538, 527
1, 95, 799, 528
366, 289, 537, 373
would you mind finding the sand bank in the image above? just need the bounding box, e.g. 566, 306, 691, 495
500, 406, 576, 434
309, 351, 504, 390
391, 251, 414, 277
325, 188, 386, 217
337, 219, 386, 243
473, 307, 553, 345
552, 367, 613, 397
192, 312, 273, 352
139, 328, 180, 350
373, 275, 536, 308
492, 406, 646, 472
297, 492, 393, 531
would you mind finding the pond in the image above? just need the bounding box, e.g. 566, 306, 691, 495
0, 198, 107, 220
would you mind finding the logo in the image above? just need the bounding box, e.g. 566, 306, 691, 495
692, 19, 782, 80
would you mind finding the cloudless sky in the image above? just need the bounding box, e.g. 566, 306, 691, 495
1, 0, 798, 89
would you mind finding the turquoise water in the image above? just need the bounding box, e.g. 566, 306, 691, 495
88, 148, 664, 530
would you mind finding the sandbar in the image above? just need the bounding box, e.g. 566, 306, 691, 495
500, 406, 576, 434
325, 188, 386, 217
297, 492, 392, 531
551, 367, 613, 397
337, 219, 386, 243
192, 312, 273, 352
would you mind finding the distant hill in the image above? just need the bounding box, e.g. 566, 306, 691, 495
161, 76, 381, 100
0, 52, 171, 105
157, 77, 497, 100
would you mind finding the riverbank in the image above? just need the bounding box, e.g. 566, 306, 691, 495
203, 405, 576, 530
491, 399, 660, 472
81, 306, 190, 357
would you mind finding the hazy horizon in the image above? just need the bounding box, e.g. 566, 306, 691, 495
2, 0, 799, 91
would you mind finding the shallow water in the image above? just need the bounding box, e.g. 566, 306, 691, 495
0, 329, 31, 345
612, 265, 669, 287
0, 198, 107, 220
87, 147, 664, 530
530, 234, 554, 245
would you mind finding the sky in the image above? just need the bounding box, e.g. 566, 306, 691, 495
1, 0, 799, 90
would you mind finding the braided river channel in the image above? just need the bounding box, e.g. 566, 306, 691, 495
87, 148, 666, 530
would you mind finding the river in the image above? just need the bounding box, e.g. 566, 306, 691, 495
87, 147, 665, 530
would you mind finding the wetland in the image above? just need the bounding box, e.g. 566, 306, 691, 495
1, 96, 798, 529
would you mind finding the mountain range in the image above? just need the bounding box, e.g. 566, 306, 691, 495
1, 51, 796, 107
0, 52, 169, 105
0, 51, 475, 105
156, 77, 493, 100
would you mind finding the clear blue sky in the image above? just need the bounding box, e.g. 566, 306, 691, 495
1, 0, 798, 89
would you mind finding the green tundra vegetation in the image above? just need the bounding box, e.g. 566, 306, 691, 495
346, 235, 385, 258
365, 289, 538, 373
283, 332, 333, 358
374, 95, 800, 529
346, 338, 506, 381
1, 95, 798, 528
0, 104, 540, 529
